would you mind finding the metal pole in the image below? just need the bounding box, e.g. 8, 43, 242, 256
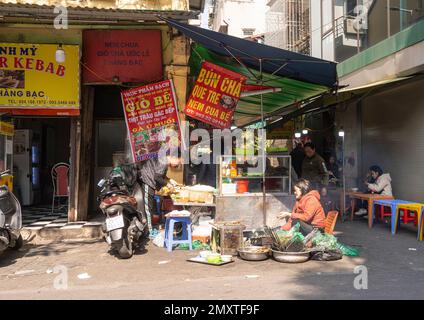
259, 58, 266, 227
387, 0, 391, 37
342, 134, 346, 221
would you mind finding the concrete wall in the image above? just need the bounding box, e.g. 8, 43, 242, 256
212, 0, 267, 38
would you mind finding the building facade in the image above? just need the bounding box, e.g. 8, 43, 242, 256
0, 0, 201, 221
210, 0, 267, 38
309, 0, 424, 201
265, 0, 310, 54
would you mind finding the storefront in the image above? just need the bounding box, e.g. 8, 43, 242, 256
162, 18, 338, 229
0, 42, 80, 221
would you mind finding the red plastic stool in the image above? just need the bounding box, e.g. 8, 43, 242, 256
378, 205, 392, 220
401, 209, 418, 226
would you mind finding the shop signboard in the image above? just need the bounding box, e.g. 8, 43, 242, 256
82, 30, 163, 84
121, 80, 180, 162
267, 120, 295, 139
185, 61, 247, 129
0, 43, 80, 115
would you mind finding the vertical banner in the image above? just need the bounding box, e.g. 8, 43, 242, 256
185, 61, 247, 129
121, 80, 180, 162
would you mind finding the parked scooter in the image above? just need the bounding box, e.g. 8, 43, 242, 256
97, 165, 148, 259
0, 170, 23, 255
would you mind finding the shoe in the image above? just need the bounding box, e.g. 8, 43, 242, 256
354, 208, 367, 216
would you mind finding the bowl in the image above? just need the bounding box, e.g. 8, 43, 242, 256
237, 246, 270, 261
199, 250, 211, 259
272, 249, 310, 263
221, 255, 233, 262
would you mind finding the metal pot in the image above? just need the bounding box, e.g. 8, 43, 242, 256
272, 249, 311, 263
237, 246, 270, 261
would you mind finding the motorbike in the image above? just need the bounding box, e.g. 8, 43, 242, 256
0, 170, 23, 255
97, 165, 148, 259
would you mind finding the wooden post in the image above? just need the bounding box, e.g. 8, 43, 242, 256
71, 85, 94, 222
68, 118, 79, 222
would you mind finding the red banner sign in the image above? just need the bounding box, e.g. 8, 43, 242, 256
83, 30, 163, 84
121, 80, 180, 162
185, 61, 247, 129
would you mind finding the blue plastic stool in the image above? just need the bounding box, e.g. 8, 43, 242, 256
372, 199, 414, 234
164, 216, 193, 252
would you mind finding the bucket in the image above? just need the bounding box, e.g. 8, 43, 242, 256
236, 180, 249, 193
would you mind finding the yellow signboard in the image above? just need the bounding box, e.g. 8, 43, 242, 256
0, 121, 13, 136
267, 120, 295, 139
0, 43, 80, 115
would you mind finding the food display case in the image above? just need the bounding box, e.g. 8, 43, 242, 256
217, 154, 292, 196
215, 154, 295, 229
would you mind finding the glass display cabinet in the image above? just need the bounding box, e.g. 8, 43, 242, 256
217, 154, 292, 196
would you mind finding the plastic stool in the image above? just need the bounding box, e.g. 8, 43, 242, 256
164, 216, 193, 252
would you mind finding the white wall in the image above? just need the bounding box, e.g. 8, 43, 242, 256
212, 0, 267, 37
310, 0, 322, 58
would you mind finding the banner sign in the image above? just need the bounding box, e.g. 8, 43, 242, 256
121, 80, 180, 162
185, 61, 247, 129
83, 30, 163, 84
267, 120, 295, 139
0, 43, 80, 116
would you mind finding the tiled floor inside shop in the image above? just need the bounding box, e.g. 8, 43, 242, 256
22, 206, 103, 231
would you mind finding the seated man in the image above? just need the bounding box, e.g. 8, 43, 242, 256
278, 179, 326, 236
355, 165, 393, 216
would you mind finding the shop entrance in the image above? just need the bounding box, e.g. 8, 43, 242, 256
89, 86, 129, 215
13, 117, 70, 217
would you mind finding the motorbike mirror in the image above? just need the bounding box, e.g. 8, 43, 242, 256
97, 179, 106, 188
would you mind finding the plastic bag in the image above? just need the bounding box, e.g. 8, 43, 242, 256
336, 242, 359, 256
178, 240, 211, 250
310, 249, 343, 261
311, 232, 359, 257
311, 233, 338, 250
275, 223, 305, 251
152, 230, 165, 247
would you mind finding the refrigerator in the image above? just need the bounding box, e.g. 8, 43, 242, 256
13, 129, 40, 206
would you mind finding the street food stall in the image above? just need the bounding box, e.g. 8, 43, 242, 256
215, 154, 295, 229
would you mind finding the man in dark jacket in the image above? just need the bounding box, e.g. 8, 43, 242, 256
301, 142, 329, 189
138, 153, 180, 234
290, 142, 305, 178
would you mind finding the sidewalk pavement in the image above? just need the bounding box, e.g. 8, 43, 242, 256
0, 217, 423, 299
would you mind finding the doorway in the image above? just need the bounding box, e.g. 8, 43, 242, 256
13, 117, 71, 223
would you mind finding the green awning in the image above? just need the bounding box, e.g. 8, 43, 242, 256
189, 44, 332, 127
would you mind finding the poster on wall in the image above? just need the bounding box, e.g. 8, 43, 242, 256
185, 61, 247, 129
82, 30, 163, 84
121, 80, 180, 162
0, 43, 80, 115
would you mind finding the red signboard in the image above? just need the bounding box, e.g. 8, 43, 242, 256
83, 30, 163, 84
185, 61, 247, 129
121, 80, 180, 162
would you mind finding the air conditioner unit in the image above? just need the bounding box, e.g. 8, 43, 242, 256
344, 17, 367, 35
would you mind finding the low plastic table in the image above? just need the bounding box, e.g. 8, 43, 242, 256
395, 202, 424, 241
372, 199, 413, 234
348, 192, 394, 228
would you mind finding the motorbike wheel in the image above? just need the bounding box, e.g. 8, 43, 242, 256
117, 230, 133, 259
10, 234, 23, 250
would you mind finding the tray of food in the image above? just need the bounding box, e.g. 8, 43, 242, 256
187, 252, 234, 266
